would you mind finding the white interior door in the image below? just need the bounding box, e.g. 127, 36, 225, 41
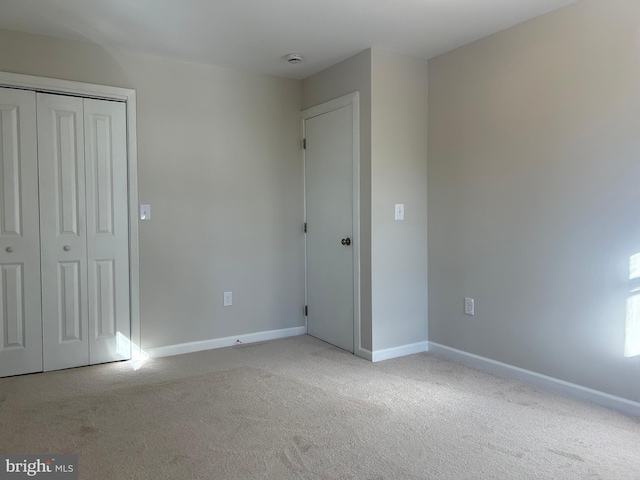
305, 103, 355, 352
38, 93, 90, 371
84, 99, 130, 364
0, 87, 43, 377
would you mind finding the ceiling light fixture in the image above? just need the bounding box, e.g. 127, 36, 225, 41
285, 53, 303, 64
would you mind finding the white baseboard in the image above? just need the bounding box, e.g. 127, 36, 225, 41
356, 347, 373, 361
345, 343, 430, 362
429, 342, 640, 418
145, 326, 306, 359
360, 341, 429, 363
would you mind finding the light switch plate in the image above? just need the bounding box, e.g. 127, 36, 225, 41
140, 204, 151, 220
395, 204, 405, 221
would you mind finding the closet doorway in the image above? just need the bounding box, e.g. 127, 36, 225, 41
0, 73, 140, 377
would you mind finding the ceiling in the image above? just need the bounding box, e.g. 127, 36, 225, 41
0, 0, 578, 79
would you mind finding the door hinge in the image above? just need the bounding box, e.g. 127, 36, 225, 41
304, 306, 308, 316
304, 222, 307, 233
303, 138, 306, 149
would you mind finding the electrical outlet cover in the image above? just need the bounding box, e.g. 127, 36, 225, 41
464, 297, 474, 316
223, 291, 232, 307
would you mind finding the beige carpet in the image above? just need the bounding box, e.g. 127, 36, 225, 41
1, 335, 639, 479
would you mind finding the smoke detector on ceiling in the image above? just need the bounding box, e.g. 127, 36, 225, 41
285, 53, 303, 64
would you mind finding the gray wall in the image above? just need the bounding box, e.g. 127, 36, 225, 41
0, 28, 304, 350
303, 49, 429, 354
371, 50, 428, 351
302, 50, 374, 351
428, 0, 640, 401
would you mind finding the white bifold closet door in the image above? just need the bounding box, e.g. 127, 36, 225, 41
83, 98, 130, 366
37, 93, 130, 372
0, 88, 43, 377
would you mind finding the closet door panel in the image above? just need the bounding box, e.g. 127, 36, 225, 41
37, 93, 90, 371
84, 99, 130, 364
0, 87, 42, 377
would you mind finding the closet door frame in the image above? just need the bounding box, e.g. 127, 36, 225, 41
0, 71, 142, 362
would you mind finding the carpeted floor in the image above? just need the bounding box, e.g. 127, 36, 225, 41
1, 335, 639, 479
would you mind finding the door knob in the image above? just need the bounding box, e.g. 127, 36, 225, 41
63, 245, 71, 251
5, 247, 13, 253
341, 237, 351, 246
